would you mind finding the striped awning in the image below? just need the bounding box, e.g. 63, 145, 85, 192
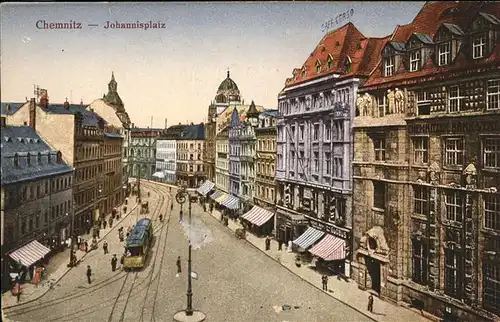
9, 240, 51, 267
221, 194, 239, 210
241, 206, 274, 226
216, 193, 228, 203
210, 190, 224, 201
309, 234, 346, 261
292, 227, 324, 249
197, 181, 215, 196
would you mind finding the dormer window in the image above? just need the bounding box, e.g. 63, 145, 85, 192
301, 67, 307, 78
384, 56, 394, 76
26, 153, 31, 166
409, 50, 421, 72
14, 153, 19, 167
472, 33, 486, 59
438, 42, 451, 66
37, 152, 42, 164
327, 54, 333, 70
315, 60, 322, 74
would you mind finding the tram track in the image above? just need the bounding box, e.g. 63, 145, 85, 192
4, 182, 173, 321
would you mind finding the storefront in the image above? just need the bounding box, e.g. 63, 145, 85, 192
275, 207, 308, 244
240, 205, 274, 237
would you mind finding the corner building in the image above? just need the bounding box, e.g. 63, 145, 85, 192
351, 2, 500, 321
276, 22, 384, 276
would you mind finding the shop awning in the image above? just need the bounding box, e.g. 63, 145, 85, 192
292, 227, 324, 249
309, 234, 346, 261
9, 240, 51, 267
221, 194, 239, 210
197, 181, 215, 196
210, 190, 224, 201
241, 206, 274, 226
152, 172, 165, 179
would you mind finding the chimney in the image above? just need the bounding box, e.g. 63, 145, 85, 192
164, 118, 168, 129
0, 116, 6, 128
39, 91, 49, 108
80, 99, 83, 109
29, 98, 36, 130
64, 98, 70, 109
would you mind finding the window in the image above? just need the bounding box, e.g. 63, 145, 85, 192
484, 137, 500, 168
373, 181, 386, 210
313, 152, 319, 173
414, 186, 429, 216
472, 34, 486, 59
325, 152, 331, 175
299, 125, 304, 141
444, 248, 463, 299
413, 137, 429, 164
485, 194, 500, 230
290, 151, 295, 169
313, 124, 319, 141
327, 55, 333, 70
444, 138, 464, 166
377, 95, 386, 117
373, 137, 386, 161
333, 121, 344, 140
333, 157, 342, 178
412, 239, 428, 285
487, 79, 500, 110
445, 190, 463, 222
409, 50, 421, 72
484, 263, 500, 314
315, 60, 321, 74
21, 220, 26, 235
416, 90, 431, 115
384, 56, 394, 76
448, 85, 463, 112
438, 42, 451, 66
291, 126, 296, 141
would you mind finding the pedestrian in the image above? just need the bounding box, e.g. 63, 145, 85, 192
176, 256, 181, 277
120, 254, 125, 268
367, 295, 374, 312
86, 220, 91, 234
97, 228, 100, 239
278, 239, 283, 251
103, 241, 108, 254
109, 217, 113, 228
179, 210, 183, 223
84, 241, 88, 253
159, 214, 163, 222
203, 203, 206, 212
265, 236, 271, 251
16, 282, 21, 303
322, 275, 328, 291
111, 254, 118, 272
103, 220, 107, 229
86, 265, 92, 284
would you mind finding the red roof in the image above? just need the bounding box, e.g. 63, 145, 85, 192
284, 23, 387, 88
363, 1, 500, 89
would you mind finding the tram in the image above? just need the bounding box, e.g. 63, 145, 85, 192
123, 218, 153, 270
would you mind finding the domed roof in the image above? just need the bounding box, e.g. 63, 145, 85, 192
217, 71, 240, 93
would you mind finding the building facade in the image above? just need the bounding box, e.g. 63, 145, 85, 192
254, 109, 279, 213
155, 124, 186, 184
351, 2, 500, 321
228, 108, 242, 199
129, 127, 163, 180
215, 127, 230, 193
1, 119, 73, 289
276, 22, 384, 276
176, 123, 206, 188
102, 128, 124, 215
204, 71, 243, 183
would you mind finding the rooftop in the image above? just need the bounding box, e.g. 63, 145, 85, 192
1, 125, 73, 184
178, 123, 205, 140
1, 102, 26, 115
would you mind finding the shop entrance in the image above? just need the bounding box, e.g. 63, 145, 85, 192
366, 257, 381, 293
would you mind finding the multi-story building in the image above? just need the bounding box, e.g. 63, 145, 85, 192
129, 126, 163, 180
351, 2, 500, 321
5, 93, 106, 228
155, 124, 186, 183
88, 72, 131, 196
102, 126, 124, 215
276, 22, 384, 276
228, 108, 243, 198
204, 71, 243, 183
1, 117, 73, 290
254, 109, 279, 213
215, 127, 230, 193
176, 123, 205, 188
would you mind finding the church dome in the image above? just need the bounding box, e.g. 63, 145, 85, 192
215, 71, 241, 104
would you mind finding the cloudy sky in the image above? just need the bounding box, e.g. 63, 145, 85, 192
1, 2, 424, 127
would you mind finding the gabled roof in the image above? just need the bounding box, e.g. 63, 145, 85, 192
412, 33, 434, 44
43, 103, 105, 128
1, 126, 73, 184
1, 102, 25, 115
388, 41, 406, 51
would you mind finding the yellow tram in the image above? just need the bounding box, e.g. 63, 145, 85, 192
123, 218, 153, 270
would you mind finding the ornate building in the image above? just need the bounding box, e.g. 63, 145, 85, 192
276, 22, 384, 276
1, 119, 73, 290
155, 124, 186, 184
129, 126, 163, 180
88, 72, 131, 196
175, 123, 205, 188
352, 2, 500, 321
204, 71, 242, 185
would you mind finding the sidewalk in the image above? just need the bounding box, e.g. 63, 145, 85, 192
1, 199, 141, 309
204, 206, 433, 322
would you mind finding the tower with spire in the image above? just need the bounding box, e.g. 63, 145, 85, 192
103, 71, 124, 112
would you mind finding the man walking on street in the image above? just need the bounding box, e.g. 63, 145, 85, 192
278, 239, 283, 251
84, 241, 88, 253
103, 220, 107, 229
103, 241, 109, 254
86, 265, 92, 284
265, 236, 271, 251
111, 254, 118, 272
367, 295, 374, 313
321, 275, 328, 291
176, 256, 181, 277
109, 217, 113, 229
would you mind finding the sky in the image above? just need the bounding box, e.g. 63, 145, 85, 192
1, 2, 425, 128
